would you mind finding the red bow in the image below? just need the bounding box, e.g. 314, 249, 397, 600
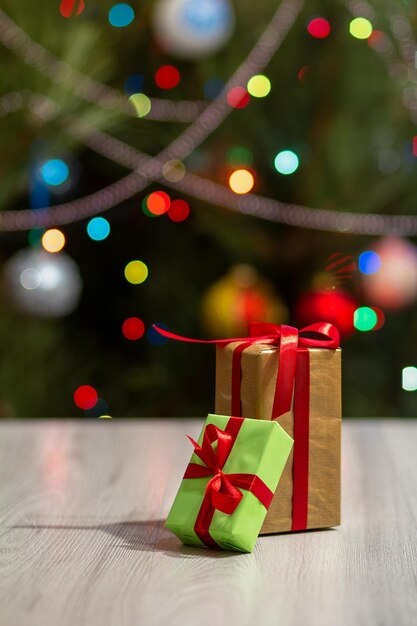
152, 321, 339, 418
184, 418, 274, 547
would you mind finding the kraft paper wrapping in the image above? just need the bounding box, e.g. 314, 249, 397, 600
215, 343, 341, 534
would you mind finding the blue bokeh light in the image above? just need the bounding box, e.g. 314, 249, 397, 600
147, 323, 169, 346
87, 217, 111, 241
85, 398, 109, 418
40, 159, 69, 186
358, 251, 381, 275
108, 3, 135, 27
124, 74, 145, 95
204, 78, 225, 99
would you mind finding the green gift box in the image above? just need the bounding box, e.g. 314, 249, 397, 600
165, 414, 294, 553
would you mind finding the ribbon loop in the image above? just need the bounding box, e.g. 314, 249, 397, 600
187, 423, 234, 471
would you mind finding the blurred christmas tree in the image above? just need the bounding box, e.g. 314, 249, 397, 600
1, 0, 417, 417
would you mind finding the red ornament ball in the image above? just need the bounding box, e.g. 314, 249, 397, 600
155, 65, 180, 89
307, 17, 331, 38
122, 317, 145, 341
295, 290, 358, 337
74, 385, 98, 410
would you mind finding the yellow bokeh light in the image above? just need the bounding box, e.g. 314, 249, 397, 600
349, 17, 372, 39
124, 260, 148, 284
247, 75, 271, 98
229, 169, 254, 194
129, 93, 151, 117
42, 228, 65, 253
162, 159, 186, 182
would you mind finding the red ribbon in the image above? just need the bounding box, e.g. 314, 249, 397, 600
153, 322, 339, 531
184, 417, 274, 548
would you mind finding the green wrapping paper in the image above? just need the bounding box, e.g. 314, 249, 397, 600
166, 414, 294, 552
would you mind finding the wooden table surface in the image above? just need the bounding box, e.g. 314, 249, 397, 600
1, 418, 416, 626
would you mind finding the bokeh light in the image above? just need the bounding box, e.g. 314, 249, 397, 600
141, 195, 159, 218
155, 65, 180, 89
108, 3, 135, 27
162, 160, 186, 182
60, 0, 85, 18
124, 260, 148, 284
122, 317, 145, 340
204, 78, 225, 99
124, 74, 144, 95
20, 268, 41, 290
247, 75, 271, 98
229, 169, 254, 194
74, 385, 98, 410
307, 17, 331, 38
274, 150, 299, 175
87, 217, 110, 241
354, 306, 378, 331
227, 87, 250, 109
358, 251, 381, 275
226, 146, 253, 167
40, 159, 69, 186
85, 398, 109, 417
349, 17, 372, 39
402, 366, 417, 391
147, 323, 169, 346
42, 229, 65, 253
168, 199, 190, 222
28, 228, 44, 247
146, 191, 170, 215
298, 66, 309, 82
129, 93, 151, 117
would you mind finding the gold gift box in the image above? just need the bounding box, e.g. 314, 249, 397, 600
215, 343, 341, 534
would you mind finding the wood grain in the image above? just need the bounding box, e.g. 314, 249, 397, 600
0, 419, 416, 626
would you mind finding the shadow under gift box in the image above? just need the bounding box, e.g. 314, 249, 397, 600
215, 344, 342, 534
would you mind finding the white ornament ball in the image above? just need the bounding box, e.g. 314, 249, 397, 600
152, 0, 235, 60
3, 248, 82, 317
361, 237, 417, 309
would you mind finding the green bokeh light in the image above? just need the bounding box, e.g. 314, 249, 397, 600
354, 306, 377, 331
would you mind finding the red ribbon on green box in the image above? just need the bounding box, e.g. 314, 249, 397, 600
153, 322, 339, 532
185, 417, 273, 548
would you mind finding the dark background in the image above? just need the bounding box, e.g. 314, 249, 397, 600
0, 0, 417, 417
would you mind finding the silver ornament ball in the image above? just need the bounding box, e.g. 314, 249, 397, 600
3, 248, 83, 317
152, 0, 235, 60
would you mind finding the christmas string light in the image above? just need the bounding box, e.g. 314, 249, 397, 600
0, 8, 205, 123
0, 0, 305, 228
2, 3, 417, 234
3, 92, 417, 236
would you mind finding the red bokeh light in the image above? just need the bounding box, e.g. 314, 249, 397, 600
372, 307, 385, 331
60, 0, 84, 17
307, 17, 331, 39
297, 65, 309, 82
74, 385, 98, 410
122, 317, 145, 341
147, 191, 170, 215
295, 291, 359, 337
226, 87, 250, 109
155, 65, 180, 89
168, 199, 190, 222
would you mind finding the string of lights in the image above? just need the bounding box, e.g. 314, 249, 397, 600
0, 0, 304, 229
3, 90, 417, 237
0, 8, 205, 123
